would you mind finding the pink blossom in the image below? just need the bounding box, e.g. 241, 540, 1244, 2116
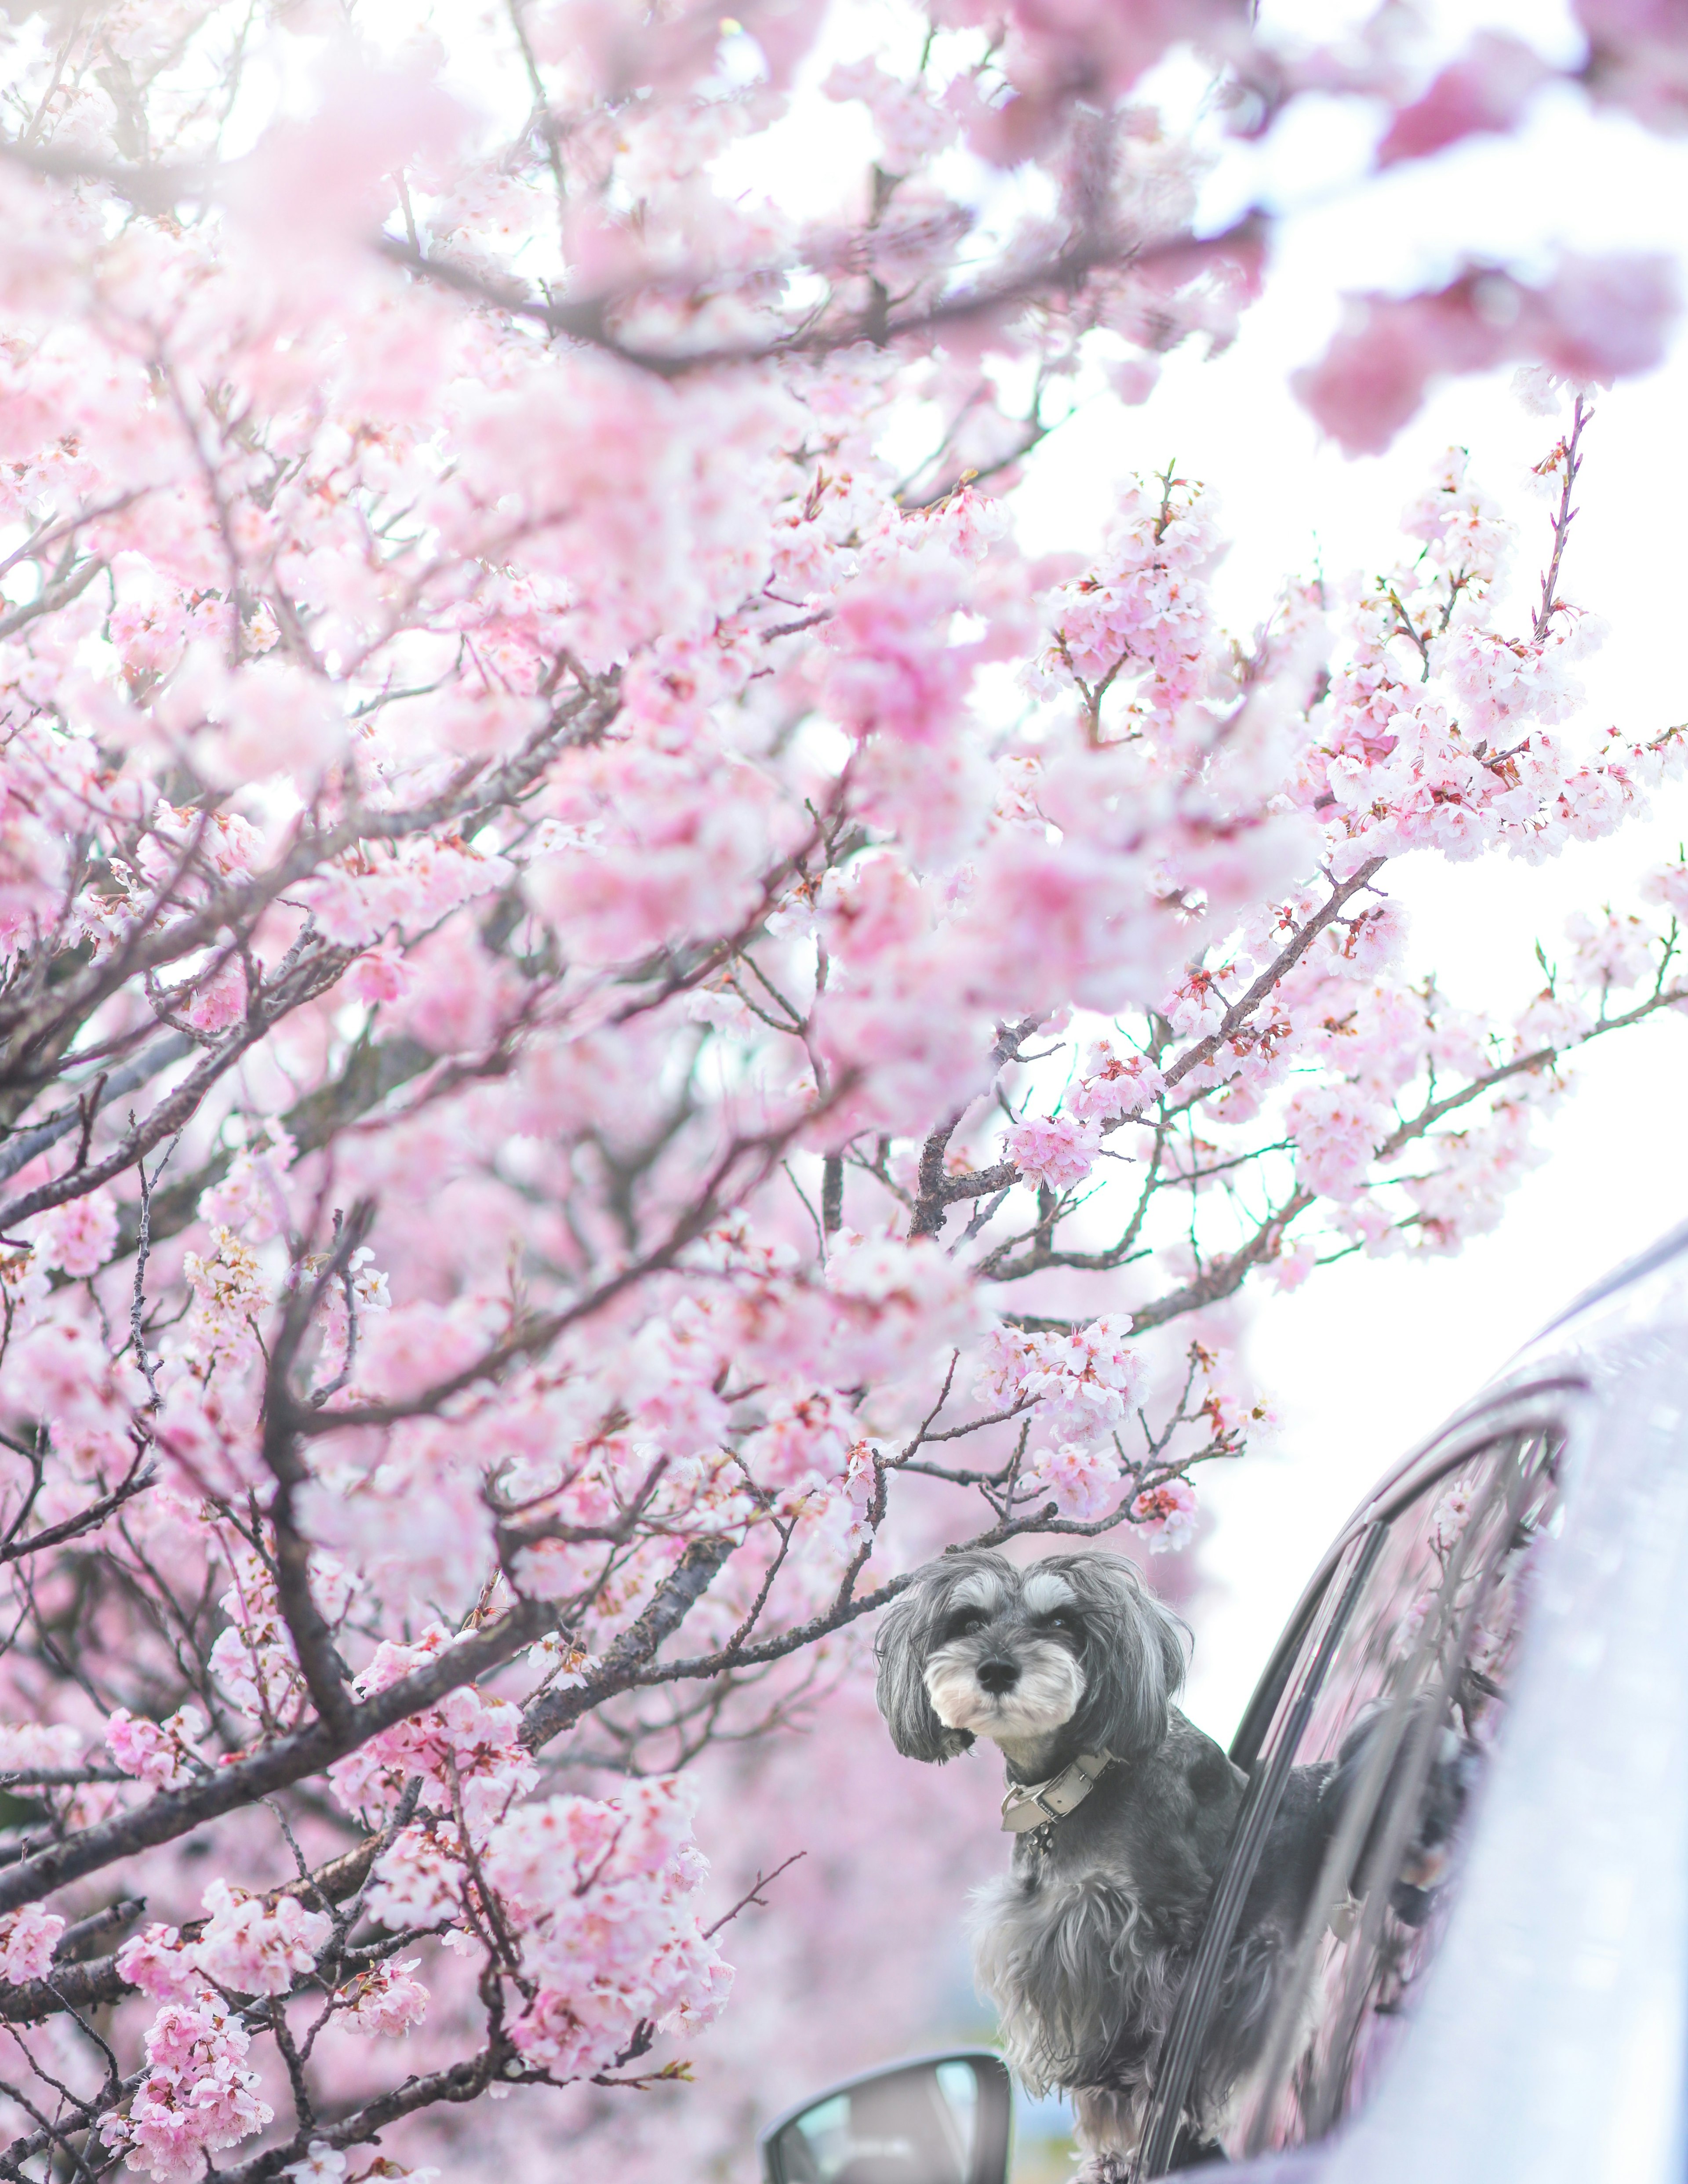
1579, 0, 1688, 128
1399, 447, 1512, 584
819, 854, 931, 964
3, 1319, 136, 1462
823, 1231, 983, 1382
1106, 355, 1162, 405
394, 919, 521, 1055
102, 1993, 273, 2178
178, 959, 248, 1037
227, 63, 466, 258
1641, 859, 1688, 920
337, 1959, 430, 2036
201, 1543, 352, 1738
347, 947, 412, 1005
1295, 257, 1679, 456
192, 1879, 332, 1996
0, 1903, 64, 1983
1431, 1479, 1476, 1554
181, 1228, 273, 1372
1005, 1113, 1101, 1191
284, 2147, 348, 2184
358, 1301, 494, 1403
1025, 1443, 1125, 1521
32, 1188, 118, 1276
1284, 1083, 1390, 1202
1266, 1236, 1321, 1293
117, 1926, 204, 2004
1067, 1043, 1166, 1124
1201, 1369, 1278, 1449
977, 1317, 1146, 1446
1401, 1093, 1548, 1249
484, 1779, 732, 2076
1513, 989, 1594, 1055
1564, 908, 1655, 992
366, 1823, 468, 1932
524, 746, 781, 965
1131, 1478, 1199, 1553
0, 1720, 81, 1772
824, 59, 954, 172
306, 839, 513, 952
1377, 34, 1552, 165
153, 1370, 266, 1505
742, 1390, 860, 1493
198, 1124, 296, 1245
1039, 482, 1224, 718
822, 527, 976, 746
330, 1636, 536, 1834
106, 1705, 207, 1792
109, 555, 189, 681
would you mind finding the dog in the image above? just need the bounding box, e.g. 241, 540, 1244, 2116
873, 1548, 1345, 2178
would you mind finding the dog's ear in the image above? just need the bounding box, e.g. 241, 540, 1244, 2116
1054, 1553, 1189, 1760
874, 1566, 975, 1763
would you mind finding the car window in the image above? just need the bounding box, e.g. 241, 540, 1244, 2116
1137, 1425, 1563, 2174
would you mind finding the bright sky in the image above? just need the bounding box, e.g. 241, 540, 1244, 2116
713, 0, 1688, 1738
1003, 20, 1688, 1741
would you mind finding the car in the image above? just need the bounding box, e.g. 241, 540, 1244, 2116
759, 1217, 1688, 2184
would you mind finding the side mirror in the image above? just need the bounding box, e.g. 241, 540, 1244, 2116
759, 2050, 1012, 2184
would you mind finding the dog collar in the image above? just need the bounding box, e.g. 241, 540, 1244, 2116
1000, 1750, 1115, 1834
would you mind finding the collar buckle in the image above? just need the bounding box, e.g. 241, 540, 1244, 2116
999, 1750, 1116, 1835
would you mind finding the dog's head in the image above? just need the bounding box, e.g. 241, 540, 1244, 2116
873, 1549, 1188, 1764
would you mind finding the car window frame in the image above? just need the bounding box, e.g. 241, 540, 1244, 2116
1230, 1374, 1586, 1771
1133, 1378, 1587, 2180
1239, 1427, 1555, 2154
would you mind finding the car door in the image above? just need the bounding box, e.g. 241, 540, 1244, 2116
1134, 1407, 1568, 2175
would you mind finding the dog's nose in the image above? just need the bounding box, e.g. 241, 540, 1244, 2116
977, 1659, 1019, 1695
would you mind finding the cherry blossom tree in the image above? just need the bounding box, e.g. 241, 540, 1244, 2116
0, 3, 1682, 2181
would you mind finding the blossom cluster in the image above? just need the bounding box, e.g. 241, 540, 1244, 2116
120, 1883, 332, 2007
106, 1706, 208, 1792
367, 1777, 730, 2079
328, 1630, 538, 1832
100, 1988, 273, 2181
978, 1319, 1147, 1448
98, 1882, 343, 2175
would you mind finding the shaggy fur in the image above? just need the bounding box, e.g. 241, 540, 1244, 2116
875, 1550, 1339, 2178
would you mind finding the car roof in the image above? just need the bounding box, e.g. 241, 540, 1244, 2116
1520, 1210, 1688, 1344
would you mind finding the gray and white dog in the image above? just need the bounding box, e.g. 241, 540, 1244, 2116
875, 1548, 1334, 2178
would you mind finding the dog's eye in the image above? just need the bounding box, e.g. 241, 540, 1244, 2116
1041, 1608, 1082, 1639
943, 1608, 987, 1641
